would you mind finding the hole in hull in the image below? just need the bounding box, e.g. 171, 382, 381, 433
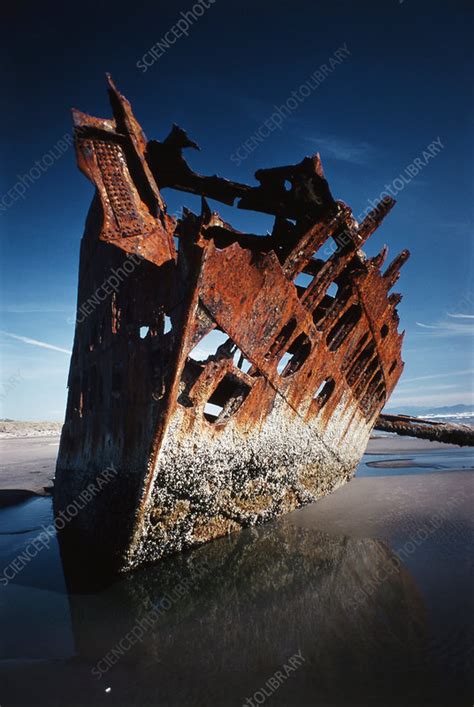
164, 315, 172, 334
326, 304, 362, 352
312, 283, 339, 326
203, 402, 224, 421
278, 333, 312, 377
188, 329, 229, 361
293, 272, 313, 298
266, 318, 297, 360
204, 373, 251, 424
233, 349, 252, 373
313, 378, 335, 408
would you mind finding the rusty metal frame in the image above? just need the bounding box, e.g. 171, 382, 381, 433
54, 76, 415, 574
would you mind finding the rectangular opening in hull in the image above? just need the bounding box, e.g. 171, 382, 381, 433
204, 373, 251, 424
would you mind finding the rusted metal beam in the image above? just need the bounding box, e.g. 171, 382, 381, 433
375, 413, 474, 447
147, 134, 336, 221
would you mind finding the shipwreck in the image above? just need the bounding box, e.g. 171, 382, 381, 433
53, 76, 471, 574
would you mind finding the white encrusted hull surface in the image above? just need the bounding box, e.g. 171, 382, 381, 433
125, 391, 371, 570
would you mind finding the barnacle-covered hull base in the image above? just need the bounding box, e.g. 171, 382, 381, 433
54, 77, 408, 573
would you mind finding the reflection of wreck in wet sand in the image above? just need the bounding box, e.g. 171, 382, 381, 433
63, 523, 433, 705
55, 76, 412, 572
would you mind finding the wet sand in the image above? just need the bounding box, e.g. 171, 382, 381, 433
290, 469, 473, 539
0, 436, 59, 501
366, 434, 471, 454
0, 434, 472, 705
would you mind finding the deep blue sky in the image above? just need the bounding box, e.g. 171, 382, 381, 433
1, 0, 472, 420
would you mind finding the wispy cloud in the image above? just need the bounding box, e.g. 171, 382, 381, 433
398, 368, 474, 385
305, 136, 375, 165
0, 330, 72, 355
447, 313, 474, 319
416, 318, 474, 337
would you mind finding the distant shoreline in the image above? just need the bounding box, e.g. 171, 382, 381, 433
0, 420, 63, 439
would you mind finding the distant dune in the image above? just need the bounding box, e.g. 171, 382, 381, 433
0, 420, 63, 439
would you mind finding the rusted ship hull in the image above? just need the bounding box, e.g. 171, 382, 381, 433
54, 77, 408, 573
